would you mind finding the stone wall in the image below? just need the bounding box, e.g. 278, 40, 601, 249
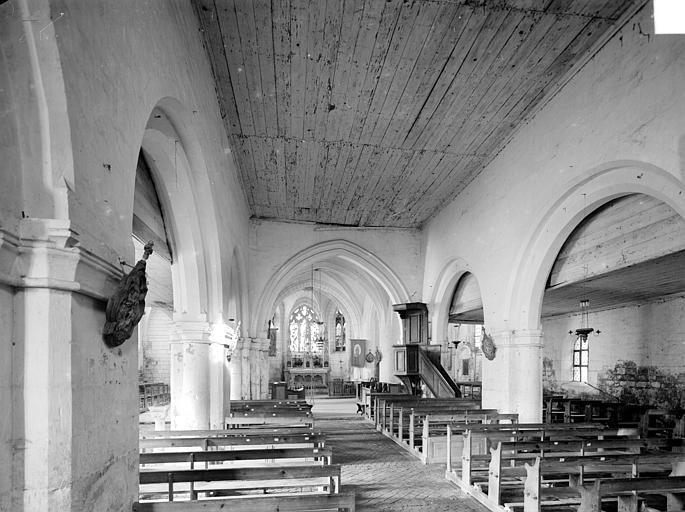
421, 5, 685, 420
598, 360, 685, 410
0, 1, 252, 510
541, 295, 685, 386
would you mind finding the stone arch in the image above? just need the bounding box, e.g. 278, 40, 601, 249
140, 98, 223, 320
139, 98, 226, 429
252, 239, 410, 335
429, 257, 477, 344
227, 247, 246, 326
506, 161, 685, 331
272, 269, 364, 337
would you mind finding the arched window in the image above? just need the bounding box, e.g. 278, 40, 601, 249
289, 305, 321, 354
572, 336, 589, 382
335, 311, 345, 351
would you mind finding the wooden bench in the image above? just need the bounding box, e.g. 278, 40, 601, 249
225, 414, 314, 429
375, 397, 481, 432
140, 432, 326, 452
140, 427, 317, 440
446, 423, 633, 486
387, 407, 502, 453
139, 464, 343, 501
381, 399, 484, 437
517, 457, 685, 512
133, 492, 356, 511
414, 411, 518, 464
365, 392, 412, 422
461, 437, 682, 511
140, 446, 333, 468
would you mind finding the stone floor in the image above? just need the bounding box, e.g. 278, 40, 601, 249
311, 397, 489, 512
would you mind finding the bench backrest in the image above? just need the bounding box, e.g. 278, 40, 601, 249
140, 433, 325, 450
141, 427, 317, 439
140, 463, 342, 485
132, 492, 356, 512
140, 446, 332, 465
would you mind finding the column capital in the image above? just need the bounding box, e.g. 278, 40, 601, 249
172, 320, 211, 342
0, 220, 124, 300
491, 329, 543, 349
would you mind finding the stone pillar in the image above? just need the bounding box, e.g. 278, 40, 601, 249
169, 342, 184, 429
209, 342, 226, 430
249, 338, 260, 399
252, 337, 270, 399
482, 329, 543, 423
170, 320, 211, 430
5, 218, 138, 511
241, 339, 253, 399
229, 338, 247, 400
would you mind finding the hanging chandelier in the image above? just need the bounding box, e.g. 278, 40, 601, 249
568, 299, 600, 341
568, 193, 601, 342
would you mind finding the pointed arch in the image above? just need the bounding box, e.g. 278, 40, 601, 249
140, 98, 224, 321
251, 239, 410, 335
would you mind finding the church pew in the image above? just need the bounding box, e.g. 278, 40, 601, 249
225, 413, 314, 429
140, 427, 317, 440
390, 407, 502, 452
398, 408, 499, 447
140, 446, 334, 498
139, 464, 342, 501
488, 447, 685, 511
375, 397, 481, 432
140, 446, 333, 468
384, 401, 486, 438
365, 392, 412, 422
229, 402, 313, 412
230, 399, 311, 407
415, 411, 519, 464
446, 423, 636, 486
140, 432, 326, 452
132, 492, 356, 511
518, 459, 685, 512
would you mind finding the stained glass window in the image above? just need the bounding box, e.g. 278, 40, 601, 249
289, 305, 321, 354
572, 336, 589, 382
335, 311, 345, 351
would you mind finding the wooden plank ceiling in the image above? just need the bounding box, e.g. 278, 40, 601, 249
195, 0, 641, 228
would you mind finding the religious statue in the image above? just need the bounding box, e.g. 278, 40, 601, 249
102, 241, 153, 347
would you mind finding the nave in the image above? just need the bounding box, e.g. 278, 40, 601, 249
311, 399, 487, 512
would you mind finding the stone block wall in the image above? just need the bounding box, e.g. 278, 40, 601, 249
541, 295, 685, 386
597, 360, 685, 410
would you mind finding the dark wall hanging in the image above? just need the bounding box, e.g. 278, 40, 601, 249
103, 241, 153, 348
481, 327, 496, 361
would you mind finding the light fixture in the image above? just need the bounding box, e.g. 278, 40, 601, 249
568, 194, 601, 342
568, 299, 600, 341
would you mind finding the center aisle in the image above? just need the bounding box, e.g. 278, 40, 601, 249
311, 398, 489, 512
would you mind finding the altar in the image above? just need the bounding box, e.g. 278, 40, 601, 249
285, 367, 330, 390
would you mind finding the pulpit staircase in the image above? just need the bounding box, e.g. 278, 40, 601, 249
394, 344, 460, 398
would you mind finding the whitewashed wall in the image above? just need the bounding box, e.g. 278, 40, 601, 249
422, 6, 685, 421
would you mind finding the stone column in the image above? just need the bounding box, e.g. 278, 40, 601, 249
241, 339, 253, 399
259, 338, 271, 400
169, 342, 184, 429
5, 218, 138, 511
249, 338, 261, 399
208, 342, 227, 430
228, 338, 247, 400
171, 320, 211, 430
482, 329, 543, 423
